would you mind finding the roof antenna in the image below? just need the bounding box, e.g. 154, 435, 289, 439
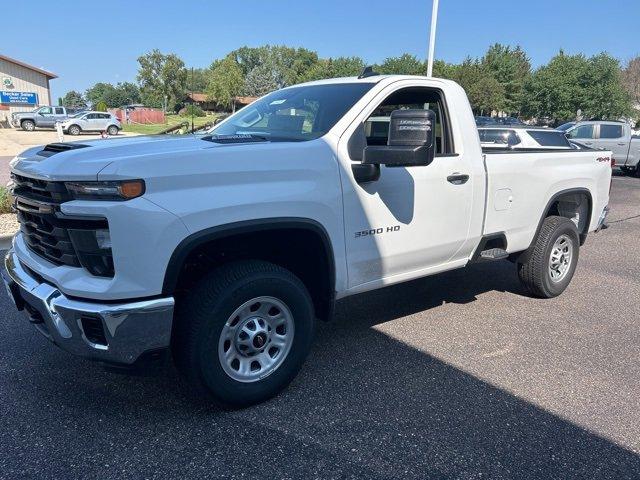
358, 66, 380, 79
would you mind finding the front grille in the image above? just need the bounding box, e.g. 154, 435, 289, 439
17, 209, 82, 267
11, 173, 73, 204
12, 174, 109, 269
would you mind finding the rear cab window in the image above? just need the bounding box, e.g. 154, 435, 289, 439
527, 130, 572, 148
479, 129, 520, 147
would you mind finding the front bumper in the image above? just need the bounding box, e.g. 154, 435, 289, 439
2, 248, 174, 365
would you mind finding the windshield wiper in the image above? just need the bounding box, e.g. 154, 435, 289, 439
202, 133, 270, 144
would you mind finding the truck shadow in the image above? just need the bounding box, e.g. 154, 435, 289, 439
1, 260, 638, 478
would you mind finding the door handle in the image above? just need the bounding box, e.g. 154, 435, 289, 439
618, 143, 626, 146
447, 173, 469, 185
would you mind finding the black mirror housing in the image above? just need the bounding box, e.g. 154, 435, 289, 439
363, 109, 436, 167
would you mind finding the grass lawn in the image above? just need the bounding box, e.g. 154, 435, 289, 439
121, 114, 220, 135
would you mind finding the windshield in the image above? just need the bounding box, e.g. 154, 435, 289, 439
208, 83, 375, 142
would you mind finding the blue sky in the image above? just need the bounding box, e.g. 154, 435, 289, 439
6, 0, 639, 101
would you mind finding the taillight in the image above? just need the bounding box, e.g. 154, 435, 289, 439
611, 158, 616, 168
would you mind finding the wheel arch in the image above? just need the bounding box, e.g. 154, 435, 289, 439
163, 217, 336, 321
515, 187, 592, 263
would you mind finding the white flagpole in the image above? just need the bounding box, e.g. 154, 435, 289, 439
426, 0, 440, 77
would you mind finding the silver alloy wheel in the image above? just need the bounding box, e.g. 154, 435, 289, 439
549, 234, 573, 282
22, 121, 35, 131
107, 126, 118, 135
69, 125, 80, 135
218, 296, 294, 383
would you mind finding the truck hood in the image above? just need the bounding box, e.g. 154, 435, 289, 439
11, 135, 218, 181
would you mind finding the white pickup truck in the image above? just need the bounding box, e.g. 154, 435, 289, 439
3, 74, 612, 406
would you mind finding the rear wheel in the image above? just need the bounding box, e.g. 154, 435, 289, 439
68, 124, 81, 136
21, 120, 35, 132
172, 260, 315, 407
517, 216, 580, 298
106, 125, 119, 136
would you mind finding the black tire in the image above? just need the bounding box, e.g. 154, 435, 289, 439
21, 120, 35, 132
172, 260, 315, 407
107, 125, 119, 136
68, 124, 81, 136
517, 216, 580, 298
634, 166, 640, 179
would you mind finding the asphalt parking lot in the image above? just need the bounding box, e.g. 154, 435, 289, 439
0, 174, 638, 479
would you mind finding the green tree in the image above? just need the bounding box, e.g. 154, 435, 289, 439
432, 60, 459, 79
61, 90, 87, 108
85, 82, 115, 107
301, 56, 365, 81
377, 54, 425, 75
85, 82, 141, 108
522, 51, 631, 122
137, 49, 188, 112
584, 53, 632, 119
481, 44, 531, 114
95, 101, 108, 112
453, 58, 505, 114
622, 56, 640, 109
231, 45, 319, 88
243, 63, 279, 97
206, 55, 244, 111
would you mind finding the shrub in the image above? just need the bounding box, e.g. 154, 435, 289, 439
0, 187, 13, 214
95, 101, 108, 112
180, 104, 206, 118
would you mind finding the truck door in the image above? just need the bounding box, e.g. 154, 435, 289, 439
567, 124, 596, 148
337, 84, 476, 290
53, 107, 66, 124
37, 106, 54, 127
593, 123, 628, 165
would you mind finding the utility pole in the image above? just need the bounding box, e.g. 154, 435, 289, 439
426, 0, 440, 77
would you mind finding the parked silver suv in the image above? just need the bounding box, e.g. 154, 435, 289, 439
59, 111, 121, 136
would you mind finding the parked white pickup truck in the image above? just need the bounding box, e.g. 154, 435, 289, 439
3, 74, 612, 406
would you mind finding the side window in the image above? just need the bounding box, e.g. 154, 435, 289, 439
364, 87, 453, 155
599, 124, 623, 139
86, 113, 98, 119
99, 113, 111, 119
567, 124, 595, 139
39, 107, 53, 115
54, 107, 65, 114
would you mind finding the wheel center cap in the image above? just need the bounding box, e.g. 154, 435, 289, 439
253, 332, 267, 349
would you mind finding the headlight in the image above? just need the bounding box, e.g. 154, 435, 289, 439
65, 180, 145, 200
68, 228, 114, 277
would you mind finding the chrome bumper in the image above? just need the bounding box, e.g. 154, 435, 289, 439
2, 249, 174, 365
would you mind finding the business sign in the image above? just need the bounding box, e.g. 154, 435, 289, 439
0, 91, 38, 105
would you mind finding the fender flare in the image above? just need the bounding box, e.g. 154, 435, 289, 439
517, 187, 592, 263
161, 217, 336, 297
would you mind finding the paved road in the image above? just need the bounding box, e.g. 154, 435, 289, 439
0, 176, 638, 479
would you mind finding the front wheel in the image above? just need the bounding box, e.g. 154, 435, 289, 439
21, 120, 35, 131
172, 260, 315, 407
517, 216, 580, 298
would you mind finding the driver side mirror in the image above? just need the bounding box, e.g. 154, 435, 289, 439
363, 109, 436, 167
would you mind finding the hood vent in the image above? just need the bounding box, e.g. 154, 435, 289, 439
37, 143, 90, 158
